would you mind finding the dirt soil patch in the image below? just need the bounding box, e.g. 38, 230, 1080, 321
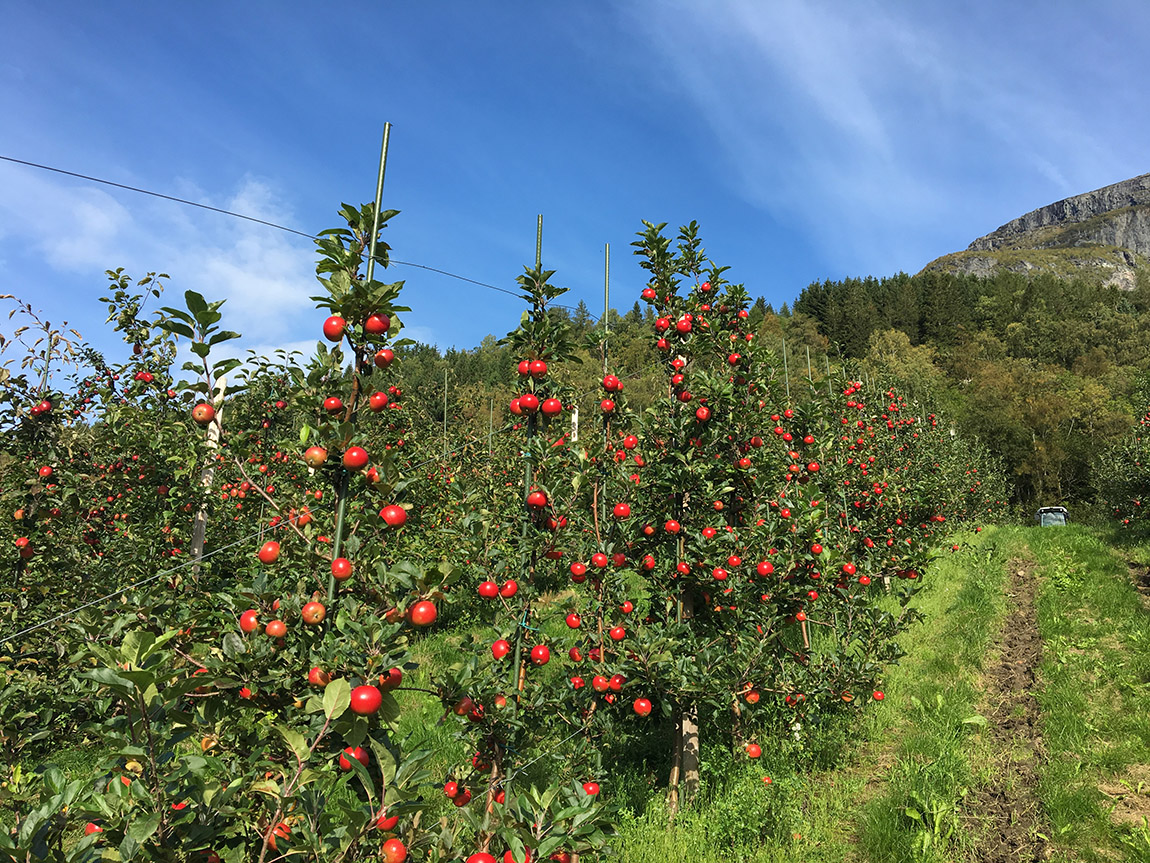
1099, 763, 1150, 828
1125, 561, 1150, 606
968, 559, 1049, 862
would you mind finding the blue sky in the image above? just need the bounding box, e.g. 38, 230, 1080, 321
1, 1, 1147, 362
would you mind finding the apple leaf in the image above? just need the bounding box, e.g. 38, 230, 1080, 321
127, 812, 161, 843
324, 677, 351, 720
276, 724, 311, 766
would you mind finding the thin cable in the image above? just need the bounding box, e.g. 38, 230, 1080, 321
1, 504, 330, 645
1, 154, 606, 322
0, 155, 316, 240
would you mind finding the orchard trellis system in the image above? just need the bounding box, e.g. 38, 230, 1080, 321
0, 129, 1011, 863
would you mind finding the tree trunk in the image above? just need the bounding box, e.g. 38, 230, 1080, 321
190, 377, 226, 582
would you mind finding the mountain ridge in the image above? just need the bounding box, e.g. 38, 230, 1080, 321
921, 173, 1150, 288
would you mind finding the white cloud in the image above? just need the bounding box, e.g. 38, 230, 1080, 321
622, 0, 1140, 273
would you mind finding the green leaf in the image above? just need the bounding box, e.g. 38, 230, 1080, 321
128, 812, 162, 843
184, 291, 208, 317
158, 321, 196, 340
324, 677, 351, 720
190, 342, 210, 359
276, 724, 311, 765
505, 834, 527, 863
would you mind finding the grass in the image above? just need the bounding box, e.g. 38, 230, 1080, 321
610, 530, 1009, 862
1022, 525, 1150, 861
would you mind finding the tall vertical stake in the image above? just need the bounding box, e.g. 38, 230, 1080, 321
514, 215, 543, 692
443, 367, 448, 459
329, 124, 391, 604
782, 337, 791, 401
365, 124, 392, 283
806, 345, 813, 382
603, 243, 610, 377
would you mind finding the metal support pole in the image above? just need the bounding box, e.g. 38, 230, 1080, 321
782, 338, 791, 401
329, 125, 391, 604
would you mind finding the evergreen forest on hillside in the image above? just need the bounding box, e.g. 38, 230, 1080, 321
387, 266, 1150, 509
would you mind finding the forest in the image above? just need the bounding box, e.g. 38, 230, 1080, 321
387, 265, 1150, 509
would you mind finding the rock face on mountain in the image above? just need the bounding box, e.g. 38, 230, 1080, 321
922, 173, 1150, 289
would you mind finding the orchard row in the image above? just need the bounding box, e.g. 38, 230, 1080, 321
0, 209, 1007, 862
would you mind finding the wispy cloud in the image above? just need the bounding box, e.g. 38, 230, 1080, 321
0, 163, 369, 354
622, 0, 1143, 274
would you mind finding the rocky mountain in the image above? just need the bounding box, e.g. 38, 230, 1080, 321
922, 173, 1150, 289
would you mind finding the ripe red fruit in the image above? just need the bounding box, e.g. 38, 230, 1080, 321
410, 601, 437, 627
258, 541, 280, 564
569, 561, 587, 578
492, 639, 511, 660
695, 406, 710, 422
519, 393, 540, 413
478, 580, 499, 599
308, 666, 331, 687
609, 626, 626, 641
265, 619, 286, 638
339, 746, 370, 770
842, 562, 857, 576
331, 557, 353, 581
566, 613, 582, 629
600, 397, 616, 414
444, 780, 460, 798
633, 698, 652, 717
530, 359, 548, 378
467, 854, 497, 863
873, 690, 885, 701
526, 490, 547, 508
350, 685, 383, 715
530, 645, 550, 666
369, 391, 390, 411
303, 446, 328, 467
623, 434, 639, 449
582, 782, 600, 796
375, 810, 399, 831
301, 602, 326, 624
364, 313, 391, 335
192, 403, 215, 425
84, 822, 103, 836
591, 552, 609, 568
811, 543, 823, 555
379, 667, 403, 691
323, 396, 344, 413
239, 610, 259, 633
568, 646, 583, 662
322, 316, 346, 341
38, 465, 54, 478
343, 446, 369, 470
541, 398, 562, 416
380, 504, 407, 527
603, 374, 621, 392
499, 580, 518, 598
613, 502, 631, 519
504, 850, 533, 863
746, 743, 762, 758
381, 838, 407, 863
665, 519, 681, 534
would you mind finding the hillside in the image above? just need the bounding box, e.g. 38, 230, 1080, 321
922, 173, 1150, 289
